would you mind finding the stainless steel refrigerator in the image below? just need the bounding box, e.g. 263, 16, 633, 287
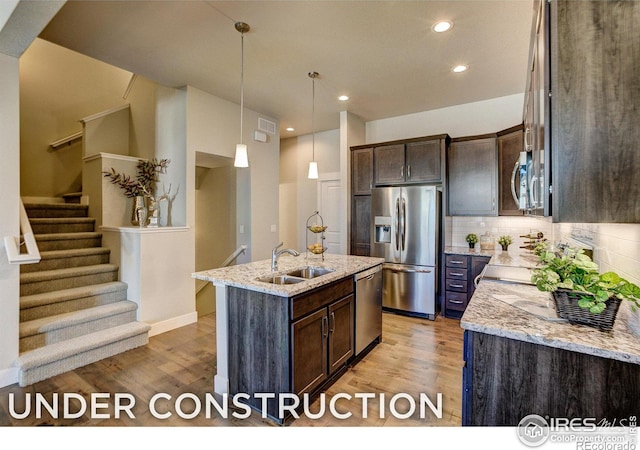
370, 186, 440, 319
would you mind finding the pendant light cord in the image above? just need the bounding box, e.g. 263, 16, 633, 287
240, 30, 244, 145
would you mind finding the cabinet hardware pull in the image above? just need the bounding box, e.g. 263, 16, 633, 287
330, 312, 335, 333
449, 299, 464, 304
450, 272, 464, 277
449, 283, 465, 288
407, 164, 411, 179
450, 260, 464, 265
400, 166, 404, 178
322, 316, 328, 338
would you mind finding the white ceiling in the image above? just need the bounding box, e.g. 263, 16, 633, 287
38, 0, 534, 138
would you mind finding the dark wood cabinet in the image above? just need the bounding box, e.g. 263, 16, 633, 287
373, 144, 405, 185
447, 135, 498, 216
443, 254, 489, 319
463, 330, 640, 425
228, 276, 355, 423
549, 0, 640, 222
373, 136, 447, 186
497, 125, 525, 216
350, 195, 370, 256
351, 147, 373, 195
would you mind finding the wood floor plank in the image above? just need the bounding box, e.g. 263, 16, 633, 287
0, 312, 464, 427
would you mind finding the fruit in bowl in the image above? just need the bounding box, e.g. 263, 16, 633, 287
308, 243, 326, 254
308, 225, 327, 233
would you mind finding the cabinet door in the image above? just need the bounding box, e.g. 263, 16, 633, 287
405, 140, 441, 183
350, 195, 370, 256
448, 137, 498, 216
351, 148, 373, 195
292, 308, 328, 396
328, 295, 354, 375
373, 144, 405, 185
498, 128, 525, 216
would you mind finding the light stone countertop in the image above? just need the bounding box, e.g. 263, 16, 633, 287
461, 251, 640, 365
192, 253, 385, 298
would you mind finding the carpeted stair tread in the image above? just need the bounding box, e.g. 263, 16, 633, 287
20, 264, 118, 284
15, 321, 151, 370
34, 232, 102, 251
39, 247, 110, 260
20, 281, 128, 310
20, 247, 111, 273
24, 203, 88, 218
20, 301, 138, 338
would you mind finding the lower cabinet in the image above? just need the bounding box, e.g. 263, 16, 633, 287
444, 254, 490, 318
227, 276, 355, 423
292, 294, 354, 396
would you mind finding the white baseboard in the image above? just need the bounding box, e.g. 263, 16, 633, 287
147, 311, 198, 337
0, 367, 18, 388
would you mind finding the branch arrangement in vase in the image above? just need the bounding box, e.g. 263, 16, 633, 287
102, 158, 170, 198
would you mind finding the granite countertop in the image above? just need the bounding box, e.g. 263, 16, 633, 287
445, 245, 495, 257
192, 253, 385, 298
461, 252, 640, 365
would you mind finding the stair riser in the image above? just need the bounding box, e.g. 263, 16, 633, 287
18, 333, 149, 387
37, 237, 102, 251
21, 271, 119, 296
31, 223, 95, 234
20, 311, 138, 352
21, 253, 110, 273
21, 289, 128, 321
25, 207, 88, 219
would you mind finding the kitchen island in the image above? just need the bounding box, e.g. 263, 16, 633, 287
461, 252, 640, 426
192, 253, 384, 423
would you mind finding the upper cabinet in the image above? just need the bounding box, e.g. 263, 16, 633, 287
447, 134, 498, 216
526, 0, 640, 222
497, 125, 525, 216
351, 147, 373, 196
373, 135, 449, 186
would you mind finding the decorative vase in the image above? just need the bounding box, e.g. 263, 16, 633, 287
468, 242, 475, 249
131, 195, 147, 226
136, 204, 148, 228
501, 244, 509, 251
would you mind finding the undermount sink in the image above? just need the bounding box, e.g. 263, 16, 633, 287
256, 266, 335, 285
256, 275, 306, 285
285, 266, 335, 279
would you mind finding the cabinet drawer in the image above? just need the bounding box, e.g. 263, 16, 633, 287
291, 277, 354, 321
445, 267, 468, 280
446, 291, 468, 312
445, 254, 468, 269
445, 278, 467, 292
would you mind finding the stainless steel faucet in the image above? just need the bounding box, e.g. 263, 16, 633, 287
271, 242, 300, 271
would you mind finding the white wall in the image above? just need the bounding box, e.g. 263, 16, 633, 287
280, 129, 340, 251
366, 93, 525, 143
186, 86, 280, 262
0, 52, 20, 386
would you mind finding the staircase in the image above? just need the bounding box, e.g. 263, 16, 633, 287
15, 203, 150, 387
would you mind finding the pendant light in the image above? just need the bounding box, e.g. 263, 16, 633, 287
308, 71, 319, 179
234, 22, 250, 168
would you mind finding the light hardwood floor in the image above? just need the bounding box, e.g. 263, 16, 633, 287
0, 312, 464, 427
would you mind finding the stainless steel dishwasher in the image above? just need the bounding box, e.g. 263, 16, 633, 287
354, 265, 383, 356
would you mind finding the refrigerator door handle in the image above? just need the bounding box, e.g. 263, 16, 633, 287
394, 197, 400, 251
401, 197, 406, 252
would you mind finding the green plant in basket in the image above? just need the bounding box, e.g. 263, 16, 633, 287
497, 235, 513, 246
531, 245, 640, 314
465, 233, 478, 244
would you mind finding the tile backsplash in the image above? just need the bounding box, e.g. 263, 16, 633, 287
447, 216, 640, 286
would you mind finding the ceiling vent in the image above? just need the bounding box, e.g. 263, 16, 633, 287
258, 117, 276, 135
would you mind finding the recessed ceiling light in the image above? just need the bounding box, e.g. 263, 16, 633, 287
452, 64, 468, 73
433, 20, 453, 33
286, 127, 294, 132
338, 95, 349, 101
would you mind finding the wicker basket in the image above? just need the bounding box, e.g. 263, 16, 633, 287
552, 289, 622, 331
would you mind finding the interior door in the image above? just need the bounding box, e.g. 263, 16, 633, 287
318, 178, 343, 254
